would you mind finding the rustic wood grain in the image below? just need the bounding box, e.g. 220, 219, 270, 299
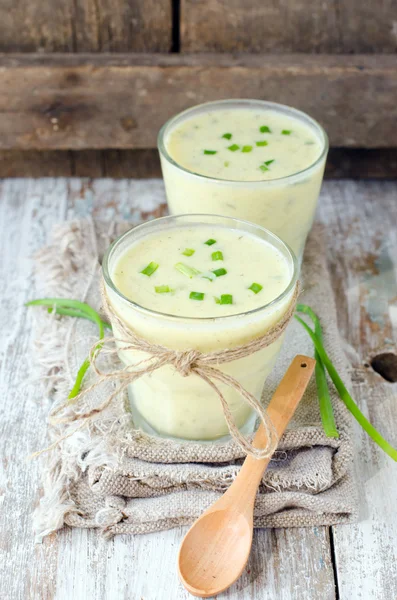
1, 178, 396, 599
0, 53, 396, 150
180, 0, 397, 53
181, 0, 340, 53
71, 0, 172, 51
318, 181, 397, 600
0, 178, 337, 600
0, 1, 171, 52
2, 148, 397, 179
336, 0, 397, 53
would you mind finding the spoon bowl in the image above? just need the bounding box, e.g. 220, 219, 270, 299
178, 511, 252, 597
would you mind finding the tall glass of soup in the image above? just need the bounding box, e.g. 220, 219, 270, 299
103, 214, 298, 443
158, 100, 328, 260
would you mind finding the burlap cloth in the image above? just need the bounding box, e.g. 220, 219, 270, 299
31, 218, 357, 541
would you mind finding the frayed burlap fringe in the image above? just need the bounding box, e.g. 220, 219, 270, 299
30, 218, 357, 542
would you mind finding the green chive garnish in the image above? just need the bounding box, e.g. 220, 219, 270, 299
242, 145, 253, 153
224, 161, 230, 167
259, 125, 271, 133
249, 282, 263, 294
220, 294, 233, 304
212, 268, 227, 277
282, 130, 291, 135
201, 271, 216, 282
222, 133, 232, 140
175, 263, 201, 278
182, 248, 195, 257
256, 141, 268, 147
141, 262, 159, 276
155, 285, 172, 293
204, 150, 217, 155
259, 165, 269, 172
228, 144, 240, 152
212, 251, 223, 261
205, 239, 217, 246
264, 159, 275, 166
190, 291, 205, 301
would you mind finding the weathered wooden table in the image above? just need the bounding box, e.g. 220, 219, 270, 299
0, 178, 396, 600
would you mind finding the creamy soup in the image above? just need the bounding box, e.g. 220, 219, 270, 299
104, 217, 297, 441
159, 101, 327, 259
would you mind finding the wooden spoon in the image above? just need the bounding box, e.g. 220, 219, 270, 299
178, 355, 316, 598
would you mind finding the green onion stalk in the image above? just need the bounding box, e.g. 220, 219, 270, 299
25, 298, 110, 402
295, 304, 397, 462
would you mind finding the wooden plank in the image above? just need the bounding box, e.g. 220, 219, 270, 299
337, 0, 397, 53
0, 179, 69, 600
71, 0, 172, 52
181, 0, 340, 53
0, 53, 396, 150
0, 150, 73, 177
318, 181, 397, 600
180, 0, 397, 53
0, 1, 171, 52
0, 177, 336, 600
325, 148, 397, 179
2, 148, 397, 179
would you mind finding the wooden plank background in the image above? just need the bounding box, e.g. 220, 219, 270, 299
0, 0, 395, 175
180, 0, 397, 53
0, 53, 396, 151
0, 0, 172, 52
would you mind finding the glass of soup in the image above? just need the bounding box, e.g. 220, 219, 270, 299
158, 100, 328, 260
102, 214, 298, 442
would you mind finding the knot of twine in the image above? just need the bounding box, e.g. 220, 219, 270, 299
50, 279, 300, 460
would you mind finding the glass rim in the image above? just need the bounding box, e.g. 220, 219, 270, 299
157, 98, 329, 185
102, 213, 299, 323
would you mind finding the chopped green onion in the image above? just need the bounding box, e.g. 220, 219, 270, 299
224, 161, 230, 167
204, 150, 217, 155
242, 145, 253, 153
295, 305, 397, 460
190, 291, 205, 301
182, 248, 195, 257
175, 262, 201, 278
264, 159, 275, 166
282, 130, 291, 135
212, 251, 224, 261
259, 165, 269, 172
256, 141, 268, 147
212, 268, 227, 277
205, 239, 217, 246
222, 133, 232, 140
227, 144, 240, 152
155, 285, 172, 293
219, 294, 233, 305
248, 282, 263, 294
259, 125, 271, 133
141, 262, 159, 276
201, 271, 216, 282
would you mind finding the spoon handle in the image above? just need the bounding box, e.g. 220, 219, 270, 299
231, 355, 316, 497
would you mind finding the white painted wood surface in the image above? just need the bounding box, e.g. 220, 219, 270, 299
0, 178, 396, 600
318, 181, 397, 600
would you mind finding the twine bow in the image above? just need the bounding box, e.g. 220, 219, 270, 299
50, 280, 300, 460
